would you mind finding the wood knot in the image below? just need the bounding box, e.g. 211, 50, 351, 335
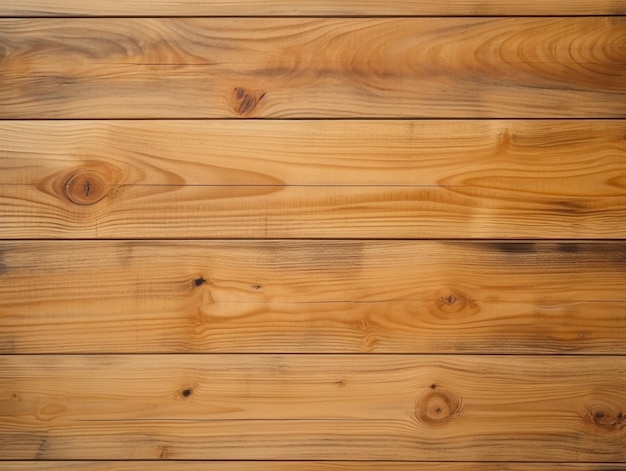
416, 388, 463, 424
232, 87, 266, 116
431, 288, 478, 318
441, 295, 456, 305
64, 170, 108, 205
586, 400, 625, 430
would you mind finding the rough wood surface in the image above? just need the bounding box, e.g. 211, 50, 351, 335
3, 463, 626, 471
1, 18, 624, 118
3, 0, 625, 16
1, 355, 624, 460
2, 120, 625, 239
1, 241, 624, 354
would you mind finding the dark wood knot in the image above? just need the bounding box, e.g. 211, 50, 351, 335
431, 288, 478, 317
232, 87, 266, 115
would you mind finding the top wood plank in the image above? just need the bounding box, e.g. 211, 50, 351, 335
3, 464, 626, 471
0, 17, 624, 118
1, 0, 625, 16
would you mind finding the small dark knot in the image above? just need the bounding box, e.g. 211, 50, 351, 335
442, 295, 456, 305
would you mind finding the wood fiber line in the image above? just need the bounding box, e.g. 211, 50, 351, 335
1, 240, 625, 354
3, 462, 626, 471
0, 18, 624, 118
1, 120, 625, 239
2, 0, 625, 17
1, 355, 625, 460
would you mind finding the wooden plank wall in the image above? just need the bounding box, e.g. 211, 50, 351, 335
1, 1, 625, 469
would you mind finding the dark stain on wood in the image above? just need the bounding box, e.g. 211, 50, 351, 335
232, 87, 266, 115
0, 248, 7, 275
34, 438, 48, 459
557, 243, 580, 253
491, 242, 537, 254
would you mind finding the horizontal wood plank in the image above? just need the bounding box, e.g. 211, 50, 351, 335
1, 120, 625, 239
3, 463, 626, 471
2, 0, 625, 16
0, 18, 624, 118
1, 355, 624, 460
1, 240, 625, 354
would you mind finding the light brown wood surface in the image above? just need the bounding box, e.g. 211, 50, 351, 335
1, 1, 624, 467
2, 120, 625, 239
4, 464, 626, 471
1, 18, 625, 119
2, 355, 625, 460
1, 240, 625, 354
3, 0, 625, 16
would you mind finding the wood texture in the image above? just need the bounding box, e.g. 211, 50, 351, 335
3, 0, 626, 16
2, 0, 624, 467
1, 355, 625, 460
2, 120, 625, 239
1, 240, 625, 354
4, 463, 626, 471
1, 18, 625, 119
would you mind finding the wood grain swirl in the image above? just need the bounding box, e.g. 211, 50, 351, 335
1, 355, 624, 460
0, 18, 624, 118
1, 240, 624, 354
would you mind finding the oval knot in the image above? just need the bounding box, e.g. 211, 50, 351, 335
64, 170, 109, 205
416, 388, 463, 423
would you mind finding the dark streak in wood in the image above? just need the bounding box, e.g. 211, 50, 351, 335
34, 439, 48, 460
0, 248, 7, 275
491, 243, 537, 254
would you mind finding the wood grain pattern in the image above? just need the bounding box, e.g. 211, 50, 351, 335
2, 120, 625, 239
1, 18, 625, 118
1, 240, 625, 354
1, 0, 624, 467
3, 0, 625, 16
1, 355, 624, 460
4, 463, 626, 471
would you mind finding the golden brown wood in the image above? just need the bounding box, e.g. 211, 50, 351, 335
3, 463, 626, 471
0, 18, 624, 118
1, 240, 624, 354
2, 0, 625, 16
1, 355, 624, 460
2, 120, 625, 239
4, 120, 626, 187
1, 1, 624, 468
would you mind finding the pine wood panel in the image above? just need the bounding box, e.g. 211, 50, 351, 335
4, 120, 626, 187
3, 463, 626, 471
1, 0, 624, 468
1, 240, 625, 354
3, 0, 625, 16
1, 18, 625, 119
2, 120, 625, 239
1, 355, 624, 460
